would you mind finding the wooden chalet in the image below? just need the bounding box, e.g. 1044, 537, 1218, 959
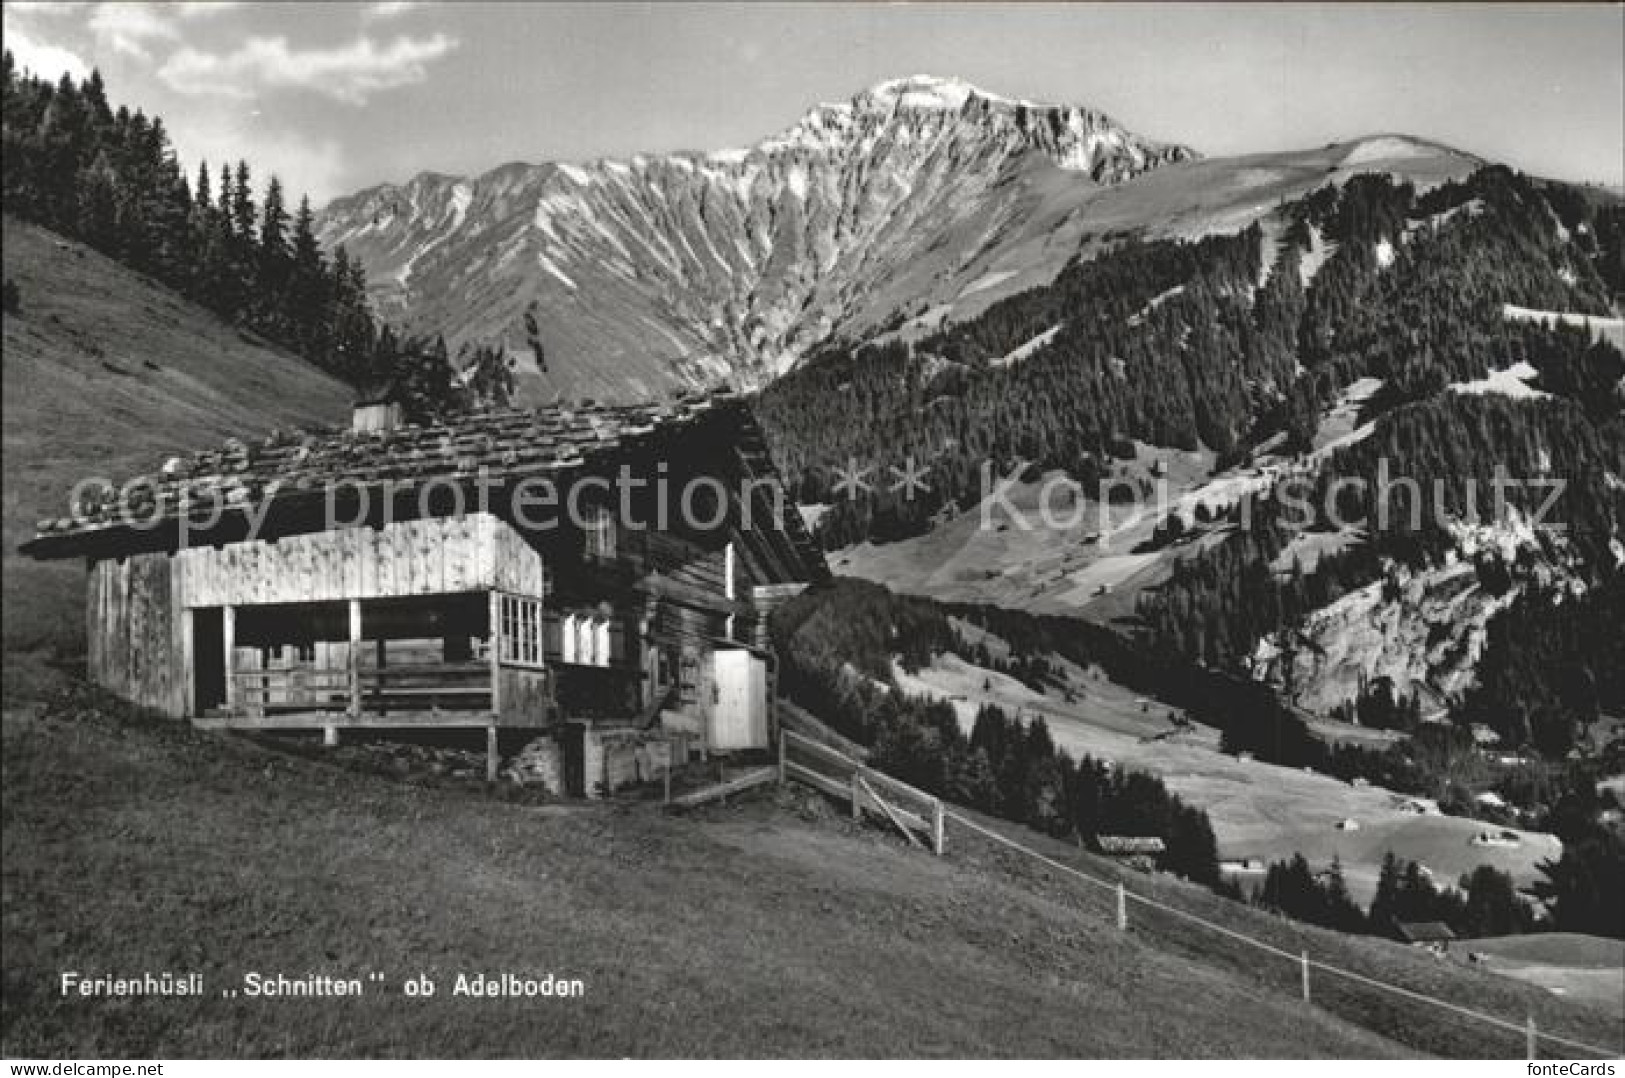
1093, 835, 1166, 873
23, 392, 827, 793
1394, 921, 1456, 953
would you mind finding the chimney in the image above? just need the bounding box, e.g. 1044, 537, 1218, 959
352, 399, 403, 433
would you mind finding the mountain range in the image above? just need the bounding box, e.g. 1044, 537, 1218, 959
317, 75, 1478, 402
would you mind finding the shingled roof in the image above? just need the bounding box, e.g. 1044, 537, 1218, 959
1394, 921, 1456, 944
22, 390, 826, 581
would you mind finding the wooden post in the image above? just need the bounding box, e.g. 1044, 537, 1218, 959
221, 605, 236, 712
335, 598, 359, 748
1116, 881, 1127, 930
347, 599, 362, 716
858, 775, 924, 850
663, 762, 672, 804
488, 590, 503, 720
373, 637, 386, 717
851, 770, 863, 820
486, 724, 499, 783
1301, 951, 1311, 1003
932, 799, 945, 856
777, 730, 787, 784
180, 608, 197, 718
1526, 1015, 1537, 1060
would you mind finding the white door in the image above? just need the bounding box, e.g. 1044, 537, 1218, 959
709, 649, 768, 750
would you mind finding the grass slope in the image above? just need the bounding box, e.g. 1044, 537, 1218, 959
1, 692, 1416, 1059
1454, 935, 1625, 1012
875, 134, 1479, 338
6, 690, 1621, 1058
1, 217, 350, 697
947, 804, 1623, 1058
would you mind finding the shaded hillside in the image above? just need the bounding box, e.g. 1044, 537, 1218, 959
757, 167, 1618, 546
758, 166, 1624, 747
1, 60, 393, 391
1, 217, 349, 696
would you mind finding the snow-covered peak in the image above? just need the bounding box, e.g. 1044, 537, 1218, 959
754, 73, 1197, 180
859, 74, 992, 112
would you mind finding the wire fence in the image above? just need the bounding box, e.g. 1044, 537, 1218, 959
942, 809, 1622, 1060
776, 726, 1622, 1058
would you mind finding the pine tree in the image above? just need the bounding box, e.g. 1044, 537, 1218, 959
258, 174, 288, 262
255, 174, 290, 335
461, 342, 517, 412
82, 68, 111, 127
391, 333, 463, 423
1368, 852, 1404, 937
212, 164, 239, 313
1460, 865, 1530, 937
329, 247, 388, 386
148, 141, 194, 281
287, 195, 327, 356
230, 159, 255, 242
524, 304, 547, 373
38, 73, 90, 227
76, 149, 120, 250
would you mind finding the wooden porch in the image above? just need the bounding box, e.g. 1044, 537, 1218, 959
195, 658, 645, 730
197, 661, 514, 728
185, 588, 555, 777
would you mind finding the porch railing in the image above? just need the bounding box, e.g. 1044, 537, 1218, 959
229, 661, 494, 717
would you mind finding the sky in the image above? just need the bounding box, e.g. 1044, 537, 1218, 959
4, 1, 1621, 206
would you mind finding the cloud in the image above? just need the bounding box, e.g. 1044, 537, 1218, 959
158, 32, 458, 105
4, 1, 83, 15
174, 1, 244, 18
2, 24, 92, 82
82, 2, 241, 60
362, 1, 422, 19
86, 2, 179, 59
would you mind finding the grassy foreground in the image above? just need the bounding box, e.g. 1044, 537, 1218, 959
1, 688, 1415, 1059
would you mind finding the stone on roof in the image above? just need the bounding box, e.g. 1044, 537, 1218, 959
1095, 835, 1167, 855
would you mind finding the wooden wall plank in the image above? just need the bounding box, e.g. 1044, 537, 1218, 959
445, 517, 471, 593
85, 554, 184, 717
355, 526, 378, 599
173, 514, 507, 608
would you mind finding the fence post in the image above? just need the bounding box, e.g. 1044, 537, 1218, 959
1116, 882, 1127, 930
1301, 951, 1311, 1003
1526, 1015, 1537, 1060
850, 770, 862, 820
932, 799, 945, 856
778, 731, 787, 785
